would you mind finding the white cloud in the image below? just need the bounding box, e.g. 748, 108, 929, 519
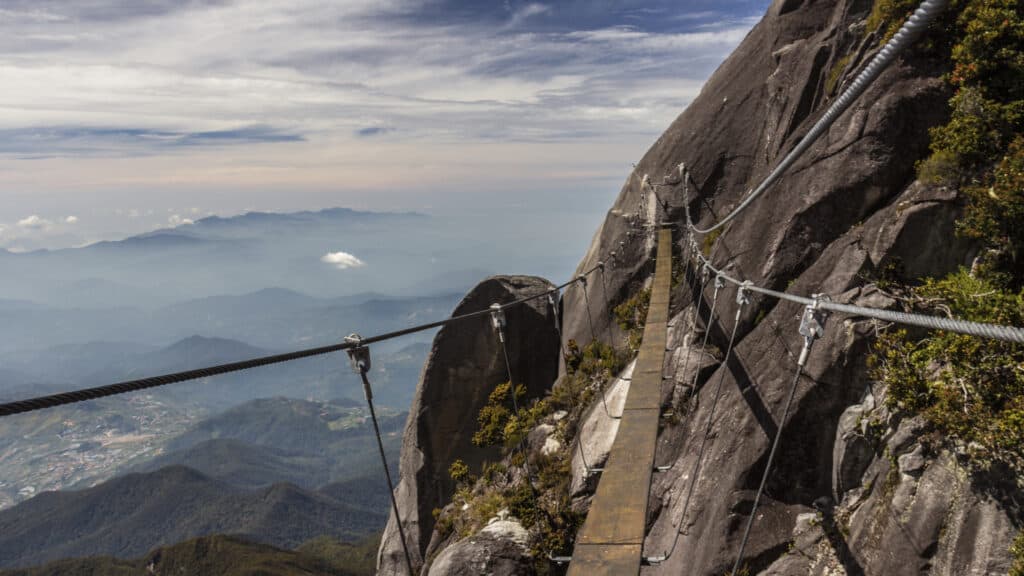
321, 251, 366, 270
167, 214, 193, 227
17, 214, 50, 229
65, 215, 78, 224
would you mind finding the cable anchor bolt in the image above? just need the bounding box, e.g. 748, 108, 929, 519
576, 274, 587, 288
489, 304, 507, 342
714, 274, 726, 290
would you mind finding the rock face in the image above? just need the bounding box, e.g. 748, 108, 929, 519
427, 517, 533, 576
554, 0, 1019, 574
381, 0, 1022, 573
377, 276, 559, 575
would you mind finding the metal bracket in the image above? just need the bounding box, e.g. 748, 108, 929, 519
344, 333, 370, 374
797, 294, 830, 367
489, 304, 506, 341
737, 280, 752, 306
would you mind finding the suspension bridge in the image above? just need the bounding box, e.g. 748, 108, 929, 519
3, 0, 1024, 574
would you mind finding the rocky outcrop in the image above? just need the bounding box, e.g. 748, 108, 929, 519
554, 0, 1019, 574
377, 276, 559, 575
427, 515, 533, 576
383, 0, 1021, 573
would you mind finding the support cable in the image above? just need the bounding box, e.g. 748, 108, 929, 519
672, 235, 707, 406
646, 282, 750, 565
598, 262, 616, 345
547, 293, 569, 361
580, 275, 597, 343
686, 270, 724, 404
730, 297, 829, 575
344, 335, 416, 576
490, 304, 535, 485
686, 0, 950, 235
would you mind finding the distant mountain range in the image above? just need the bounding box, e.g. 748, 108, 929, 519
0, 396, 408, 568
0, 207, 489, 309
0, 466, 384, 569
143, 397, 405, 488
0, 283, 458, 358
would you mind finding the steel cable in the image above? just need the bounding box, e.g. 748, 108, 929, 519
0, 264, 608, 418
347, 344, 416, 576
686, 272, 723, 404
646, 283, 748, 564
687, 0, 950, 235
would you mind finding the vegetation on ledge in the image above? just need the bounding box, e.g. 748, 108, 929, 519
868, 0, 1024, 482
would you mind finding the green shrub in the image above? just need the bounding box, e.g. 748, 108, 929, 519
614, 288, 651, 352
871, 270, 1024, 471
826, 54, 853, 94
449, 459, 471, 485
1011, 530, 1024, 576
866, 0, 921, 42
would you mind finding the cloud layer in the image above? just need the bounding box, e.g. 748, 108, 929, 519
0, 0, 768, 241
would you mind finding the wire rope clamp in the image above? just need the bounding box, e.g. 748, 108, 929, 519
737, 281, 752, 306
597, 261, 605, 271
714, 274, 726, 290
576, 274, 588, 289
344, 333, 371, 374
797, 295, 830, 367
489, 303, 507, 333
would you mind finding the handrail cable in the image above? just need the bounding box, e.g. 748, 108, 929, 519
687, 0, 950, 235
680, 169, 1024, 344
0, 266, 602, 418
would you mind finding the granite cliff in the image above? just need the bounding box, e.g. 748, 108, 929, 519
379, 0, 1022, 574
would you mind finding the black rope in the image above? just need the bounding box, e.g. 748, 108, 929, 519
0, 272, 599, 419
352, 351, 416, 576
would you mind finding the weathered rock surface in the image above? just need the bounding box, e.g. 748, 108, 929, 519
377, 276, 559, 575
554, 0, 1018, 574
426, 516, 534, 576
383, 0, 1022, 573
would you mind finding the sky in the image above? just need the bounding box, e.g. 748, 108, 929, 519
0, 0, 770, 251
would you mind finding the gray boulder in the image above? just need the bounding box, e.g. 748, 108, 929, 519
377, 275, 559, 575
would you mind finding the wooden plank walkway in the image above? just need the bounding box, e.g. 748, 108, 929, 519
566, 226, 673, 575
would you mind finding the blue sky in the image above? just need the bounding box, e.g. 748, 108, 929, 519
0, 0, 769, 250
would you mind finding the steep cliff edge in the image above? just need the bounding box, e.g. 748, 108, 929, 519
380, 0, 1022, 574
377, 276, 559, 575
560, 0, 1020, 574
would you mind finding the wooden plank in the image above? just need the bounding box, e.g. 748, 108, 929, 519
567, 227, 673, 576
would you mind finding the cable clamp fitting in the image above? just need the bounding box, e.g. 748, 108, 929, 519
489, 303, 506, 335
797, 294, 830, 367
597, 261, 605, 271
737, 281, 752, 306
344, 333, 371, 374
576, 274, 587, 288
714, 274, 726, 290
